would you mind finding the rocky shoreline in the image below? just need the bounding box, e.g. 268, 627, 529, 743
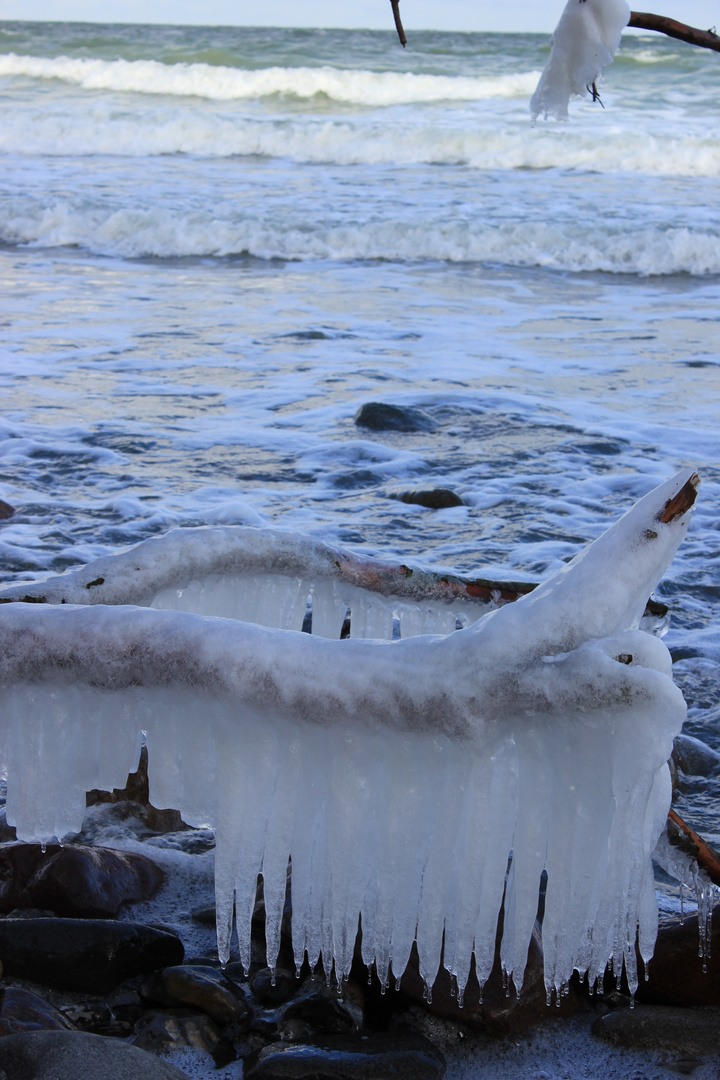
1, 752, 719, 1080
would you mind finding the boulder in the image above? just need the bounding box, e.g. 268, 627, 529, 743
0, 843, 164, 918
592, 1003, 720, 1056
0, 918, 183, 993
0, 1030, 190, 1079
140, 965, 250, 1028
397, 489, 464, 509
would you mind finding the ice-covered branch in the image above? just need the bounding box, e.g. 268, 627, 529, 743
628, 12, 720, 53
0, 471, 698, 1002
531, 0, 631, 121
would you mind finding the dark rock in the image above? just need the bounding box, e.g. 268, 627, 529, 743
250, 966, 298, 1007
244, 1033, 446, 1080
637, 912, 720, 1007
132, 1010, 225, 1058
672, 734, 720, 776
140, 965, 250, 1028
0, 1030, 190, 1079
591, 1003, 720, 1056
0, 843, 164, 918
375, 919, 580, 1037
0, 500, 14, 520
86, 745, 188, 833
0, 918, 184, 993
354, 403, 434, 433
275, 977, 364, 1036
58, 1000, 133, 1038
0, 806, 16, 842
397, 489, 464, 510
0, 987, 75, 1037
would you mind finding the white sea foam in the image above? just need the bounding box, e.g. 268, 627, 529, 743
0, 53, 539, 105
3, 197, 718, 274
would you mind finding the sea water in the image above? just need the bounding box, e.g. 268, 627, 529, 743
0, 19, 719, 1075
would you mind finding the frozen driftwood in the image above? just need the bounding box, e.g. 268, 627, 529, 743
0, 471, 700, 1001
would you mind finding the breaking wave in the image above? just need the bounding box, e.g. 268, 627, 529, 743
0, 53, 538, 105
3, 200, 718, 274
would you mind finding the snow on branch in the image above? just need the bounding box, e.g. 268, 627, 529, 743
0, 471, 698, 1001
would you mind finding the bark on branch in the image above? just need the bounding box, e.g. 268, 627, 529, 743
390, 0, 407, 47
629, 12, 720, 53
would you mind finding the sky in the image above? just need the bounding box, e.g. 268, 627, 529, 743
0, 0, 718, 35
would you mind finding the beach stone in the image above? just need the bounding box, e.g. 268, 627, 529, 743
592, 1003, 720, 1056
0, 1030, 191, 1079
0, 986, 75, 1036
637, 912, 720, 1007
250, 966, 298, 1006
0, 806, 16, 842
140, 964, 250, 1028
672, 734, 720, 776
0, 918, 183, 993
397, 489, 464, 509
354, 403, 435, 433
0, 842, 164, 918
58, 1000, 132, 1038
243, 1033, 446, 1080
276, 977, 364, 1036
0, 500, 14, 520
132, 1010, 224, 1057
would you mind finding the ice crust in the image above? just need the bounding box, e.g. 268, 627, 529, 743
531, 0, 630, 121
0, 471, 695, 999
0, 528, 477, 639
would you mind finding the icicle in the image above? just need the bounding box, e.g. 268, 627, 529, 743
0, 470, 699, 1003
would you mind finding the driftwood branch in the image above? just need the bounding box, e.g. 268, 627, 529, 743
390, 0, 407, 47
668, 808, 720, 888
629, 12, 720, 53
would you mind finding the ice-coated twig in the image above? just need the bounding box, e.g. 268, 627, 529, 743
0, 470, 699, 1001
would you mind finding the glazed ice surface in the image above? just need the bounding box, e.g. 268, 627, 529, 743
0, 471, 695, 1000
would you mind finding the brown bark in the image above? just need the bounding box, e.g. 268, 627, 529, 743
668, 808, 720, 889
629, 12, 720, 53
391, 0, 407, 47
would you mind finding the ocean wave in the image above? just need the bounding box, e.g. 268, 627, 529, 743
0, 53, 539, 105
1, 105, 719, 178
3, 200, 718, 275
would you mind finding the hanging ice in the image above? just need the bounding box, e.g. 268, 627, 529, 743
530, 0, 630, 121
0, 471, 698, 1001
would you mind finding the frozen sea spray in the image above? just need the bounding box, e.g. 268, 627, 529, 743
0, 471, 697, 1000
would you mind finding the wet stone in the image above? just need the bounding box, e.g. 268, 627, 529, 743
140, 964, 250, 1028
397, 489, 464, 510
591, 1003, 720, 1057
0, 843, 165, 918
243, 1033, 446, 1080
0, 500, 14, 520
132, 1010, 225, 1058
0, 986, 75, 1037
0, 1030, 191, 1080
354, 403, 435, 433
0, 918, 184, 993
249, 966, 298, 1007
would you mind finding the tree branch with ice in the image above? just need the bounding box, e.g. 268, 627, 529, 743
0, 470, 700, 1002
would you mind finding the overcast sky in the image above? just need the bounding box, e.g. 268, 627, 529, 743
1, 0, 717, 35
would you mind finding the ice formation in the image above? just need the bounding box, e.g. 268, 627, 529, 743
0, 526, 522, 638
531, 0, 630, 121
0, 471, 697, 1001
